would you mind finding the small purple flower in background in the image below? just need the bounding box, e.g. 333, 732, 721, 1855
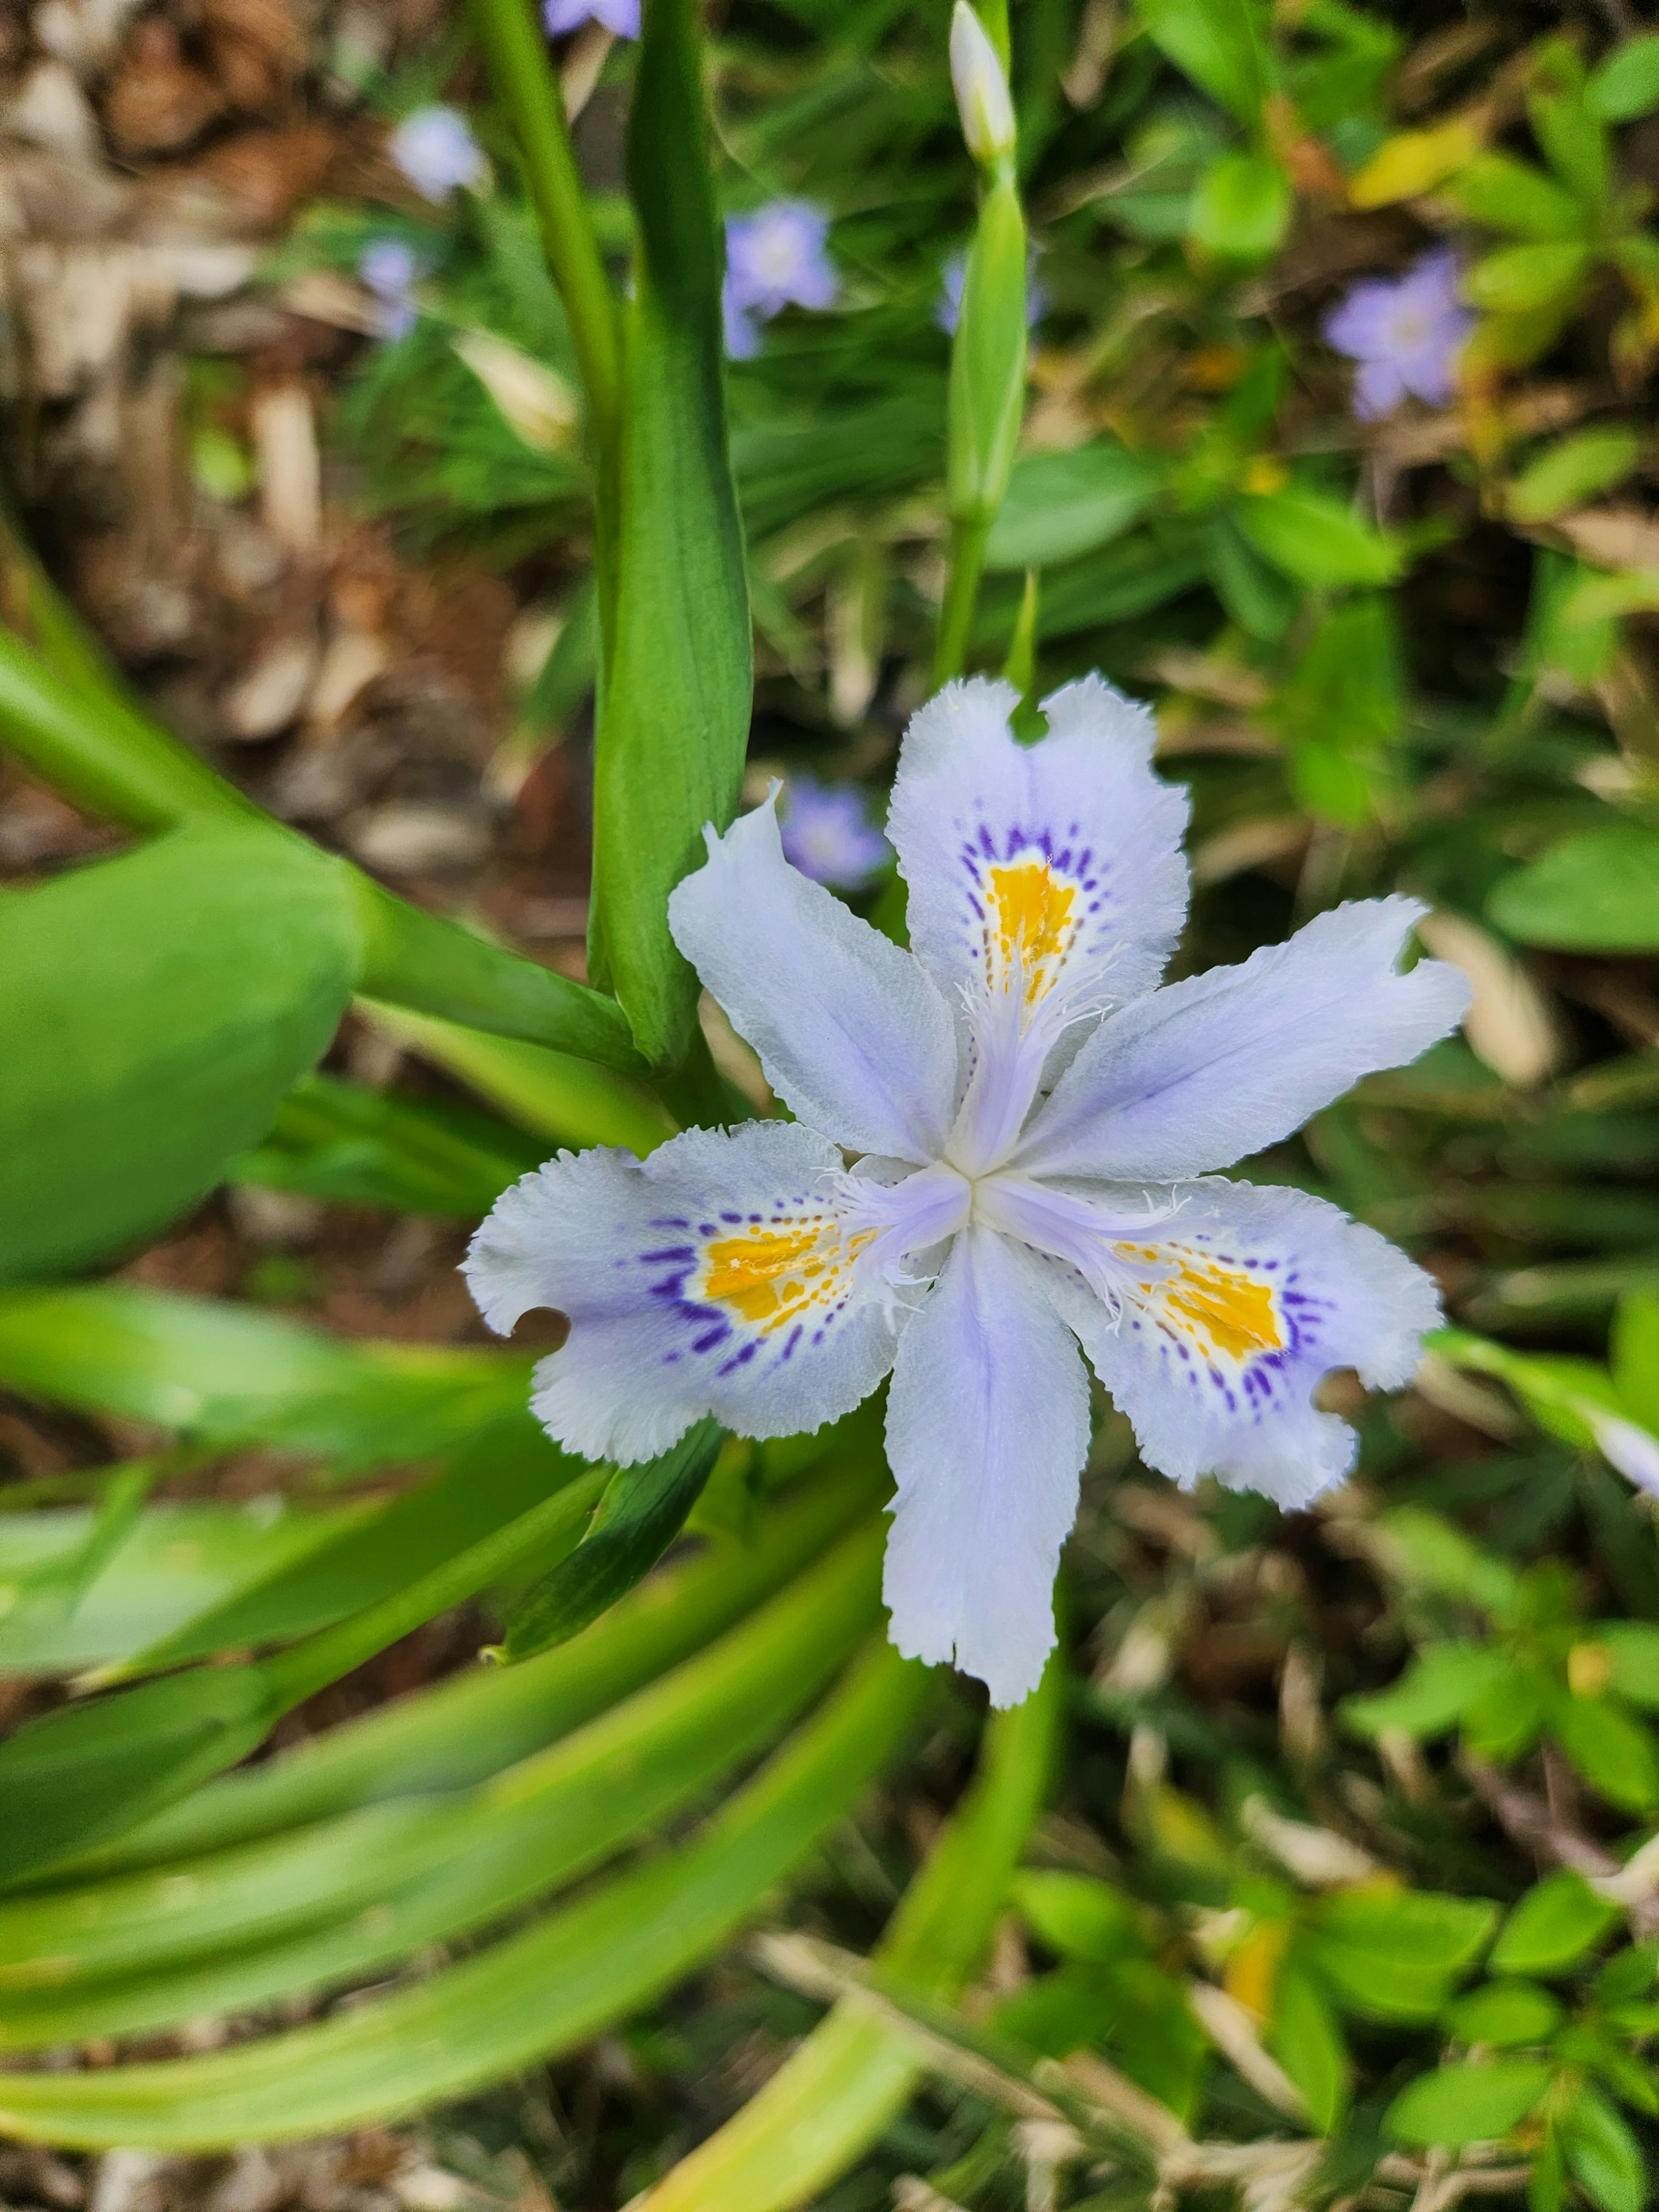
778, 776, 892, 891
359, 238, 421, 340
543, 0, 639, 35
936, 246, 1048, 337
388, 106, 486, 203
1322, 248, 1473, 421
722, 201, 836, 359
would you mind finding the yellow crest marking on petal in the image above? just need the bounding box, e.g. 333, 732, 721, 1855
1116, 1246, 1284, 1363
984, 859, 1078, 1006
696, 1222, 873, 1334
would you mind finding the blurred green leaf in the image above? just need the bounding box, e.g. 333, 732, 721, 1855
0, 1283, 531, 1473
1268, 1962, 1349, 2133
1133, 0, 1275, 124
235, 1072, 547, 1217
1508, 430, 1641, 524
1304, 1888, 1496, 2021
1491, 1872, 1622, 1977
1442, 1979, 1564, 2047
1465, 242, 1592, 315
1440, 152, 1584, 242
588, 0, 751, 1067
985, 442, 1164, 571
1564, 2082, 1646, 2212
0, 828, 356, 1284
1231, 488, 1402, 587
1341, 1642, 1511, 1742
1189, 153, 1293, 263
1386, 2058, 1551, 2146
1009, 1869, 1149, 1964
1548, 1693, 1659, 1813
1589, 36, 1659, 124
1489, 826, 1659, 953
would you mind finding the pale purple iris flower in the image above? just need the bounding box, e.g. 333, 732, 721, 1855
466, 675, 1468, 1707
359, 238, 421, 340
778, 776, 891, 891
1322, 248, 1473, 420
936, 246, 1048, 336
1592, 1411, 1659, 1497
388, 106, 486, 203
543, 0, 639, 34
722, 201, 837, 359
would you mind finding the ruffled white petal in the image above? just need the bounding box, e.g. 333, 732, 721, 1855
1014, 896, 1470, 1185
883, 1224, 1091, 1707
463, 1121, 903, 1465
887, 673, 1190, 1031
1025, 1177, 1441, 1508
668, 797, 960, 1163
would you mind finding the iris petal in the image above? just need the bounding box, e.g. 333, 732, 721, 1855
1027, 1177, 1441, 1507
669, 795, 960, 1163
883, 1224, 1091, 1707
1014, 895, 1469, 1184
464, 1122, 903, 1465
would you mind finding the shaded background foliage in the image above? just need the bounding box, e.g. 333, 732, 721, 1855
1, 0, 1659, 2207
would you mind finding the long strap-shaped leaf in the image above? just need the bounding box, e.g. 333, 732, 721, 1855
59, 1448, 886, 1877
0, 1638, 924, 2149
634, 1649, 1062, 2212
0, 1524, 885, 2047
587, 0, 752, 1068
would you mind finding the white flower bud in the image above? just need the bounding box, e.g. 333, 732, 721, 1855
949, 0, 1015, 164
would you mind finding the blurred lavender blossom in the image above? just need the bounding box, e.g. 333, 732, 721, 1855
1322, 249, 1472, 420
778, 775, 890, 890
388, 106, 485, 203
359, 238, 422, 340
723, 201, 836, 359
543, 0, 639, 34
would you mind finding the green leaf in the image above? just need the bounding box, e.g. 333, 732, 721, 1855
1304, 1888, 1497, 2021
0, 1638, 924, 2147
1490, 826, 1659, 954
1564, 2083, 1647, 2212
68, 1453, 887, 1877
1231, 488, 1403, 588
1439, 152, 1584, 241
118, 1415, 585, 1674
588, 0, 751, 1067
1386, 2058, 1552, 2147
1133, 0, 1275, 123
1529, 40, 1610, 209
631, 1652, 1062, 2212
351, 877, 645, 1074
1009, 1870, 1149, 1964
359, 1000, 674, 1158
1189, 153, 1293, 263
1589, 36, 1659, 124
1341, 1642, 1512, 1741
1268, 1961, 1350, 2133
1491, 1872, 1622, 1977
0, 1526, 884, 2043
1508, 430, 1641, 524
1373, 1506, 1524, 1618
0, 1283, 531, 1473
1549, 1694, 1659, 1813
235, 1072, 548, 1216
0, 827, 357, 1283
0, 1667, 282, 1888
984, 442, 1164, 571
1443, 1980, 1564, 2047
1465, 242, 1592, 315
502, 1417, 725, 1659
1206, 510, 1299, 639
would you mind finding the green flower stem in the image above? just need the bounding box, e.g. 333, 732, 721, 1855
934, 514, 992, 685
261, 1467, 610, 1712
467, 0, 622, 461
468, 0, 623, 657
